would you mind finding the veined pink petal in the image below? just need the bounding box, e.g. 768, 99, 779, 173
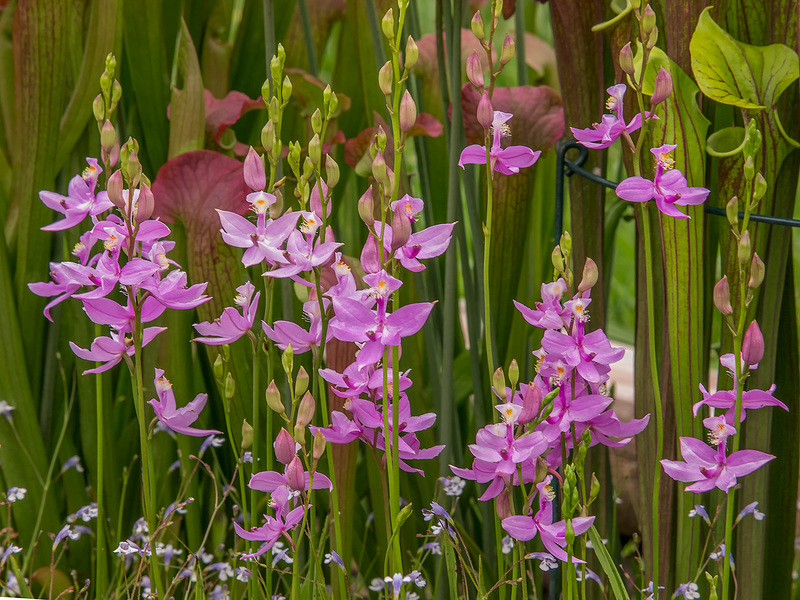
616, 176, 655, 203
654, 196, 690, 219
502, 516, 538, 542
458, 144, 488, 168
494, 146, 540, 170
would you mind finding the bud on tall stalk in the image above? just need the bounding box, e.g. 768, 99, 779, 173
467, 52, 484, 88
399, 91, 417, 132
713, 276, 733, 315
742, 320, 764, 367
477, 91, 493, 129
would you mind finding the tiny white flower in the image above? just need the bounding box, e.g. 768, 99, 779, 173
441, 475, 466, 497
6, 487, 26, 503
369, 577, 385, 592
501, 535, 514, 555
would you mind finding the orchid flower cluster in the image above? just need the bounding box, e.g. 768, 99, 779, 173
451, 249, 650, 565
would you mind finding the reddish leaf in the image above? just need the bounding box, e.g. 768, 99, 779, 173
204, 89, 264, 146
151, 150, 249, 319
460, 83, 564, 151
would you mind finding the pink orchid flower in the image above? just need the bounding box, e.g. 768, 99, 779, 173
571, 84, 649, 149
193, 282, 260, 345
458, 111, 541, 175
148, 369, 222, 437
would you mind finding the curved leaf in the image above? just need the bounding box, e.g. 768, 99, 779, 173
706, 126, 747, 157
168, 20, 205, 159
690, 7, 799, 110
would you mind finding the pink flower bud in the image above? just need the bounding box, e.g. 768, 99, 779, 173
378, 61, 393, 95
106, 170, 125, 210
286, 456, 306, 492
399, 91, 417, 132
358, 187, 375, 227
391, 209, 411, 251
650, 67, 673, 105
372, 150, 388, 184
312, 429, 326, 462
749, 253, 765, 289
742, 320, 764, 367
619, 43, 634, 75
713, 276, 733, 315
360, 234, 381, 274
577, 258, 598, 292
477, 90, 493, 130
274, 428, 296, 465
499, 34, 515, 66
470, 11, 485, 40
136, 183, 155, 221
518, 384, 542, 425
243, 147, 266, 192
296, 392, 316, 429
495, 489, 512, 520
466, 52, 484, 88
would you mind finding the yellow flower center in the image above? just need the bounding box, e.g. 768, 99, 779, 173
657, 152, 675, 170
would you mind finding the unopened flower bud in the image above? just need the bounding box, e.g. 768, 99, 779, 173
534, 457, 548, 485
296, 392, 316, 429
261, 120, 276, 153
270, 56, 282, 92
381, 8, 394, 40
477, 90, 493, 129
650, 67, 673, 105
224, 372, 236, 401
105, 52, 117, 77
470, 11, 485, 41
311, 109, 323, 136
244, 147, 266, 191
738, 231, 751, 265
399, 91, 417, 132
391, 208, 412, 250
213, 354, 224, 383
106, 169, 125, 210
286, 456, 306, 491
274, 428, 296, 464
743, 155, 755, 181
375, 126, 387, 152
295, 367, 310, 398
358, 187, 375, 227
713, 276, 733, 315
281, 350, 296, 384
282, 75, 293, 103
742, 320, 764, 367
588, 473, 601, 505
749, 253, 764, 288
360, 235, 381, 274
308, 134, 322, 167
327, 90, 339, 118
499, 34, 515, 66
379, 61, 393, 96
325, 155, 340, 188
404, 36, 418, 70
136, 183, 155, 221
303, 155, 315, 181
100, 120, 117, 152
372, 150, 388, 184
111, 80, 122, 108
619, 43, 634, 75
492, 368, 507, 401
753, 172, 767, 202
508, 359, 519, 388
93, 94, 105, 124
313, 429, 326, 461
495, 490, 512, 521
726, 196, 739, 226
642, 5, 656, 35
100, 69, 112, 99
578, 258, 599, 292
269, 96, 280, 124
265, 380, 285, 415
261, 77, 271, 103
551, 246, 565, 273
293, 422, 307, 450
647, 25, 659, 50
466, 52, 484, 88
560, 231, 572, 257
241, 419, 253, 451
518, 384, 542, 425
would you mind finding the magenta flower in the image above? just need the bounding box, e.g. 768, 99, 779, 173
570, 84, 647, 149
540, 321, 625, 384
513, 279, 570, 330
615, 145, 710, 219
217, 206, 300, 267
40, 158, 112, 231
148, 369, 222, 437
234, 487, 304, 559
69, 327, 166, 374
501, 477, 595, 562
458, 111, 541, 175
193, 282, 260, 345
263, 299, 330, 354
661, 436, 774, 493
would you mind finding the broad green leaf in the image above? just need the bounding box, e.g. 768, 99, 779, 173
690, 7, 799, 110
168, 20, 205, 159
588, 525, 630, 600
0, 1, 16, 157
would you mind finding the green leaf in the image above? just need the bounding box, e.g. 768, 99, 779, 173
588, 525, 630, 600
690, 7, 799, 110
706, 126, 747, 157
168, 20, 205, 159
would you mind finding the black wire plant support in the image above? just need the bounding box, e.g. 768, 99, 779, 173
554, 139, 800, 242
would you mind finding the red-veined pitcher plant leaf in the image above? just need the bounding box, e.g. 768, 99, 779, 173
691, 7, 800, 597
635, 41, 711, 586
202, 89, 264, 156
461, 82, 563, 365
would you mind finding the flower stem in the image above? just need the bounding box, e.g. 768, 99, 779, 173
95, 323, 107, 599
483, 139, 496, 378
